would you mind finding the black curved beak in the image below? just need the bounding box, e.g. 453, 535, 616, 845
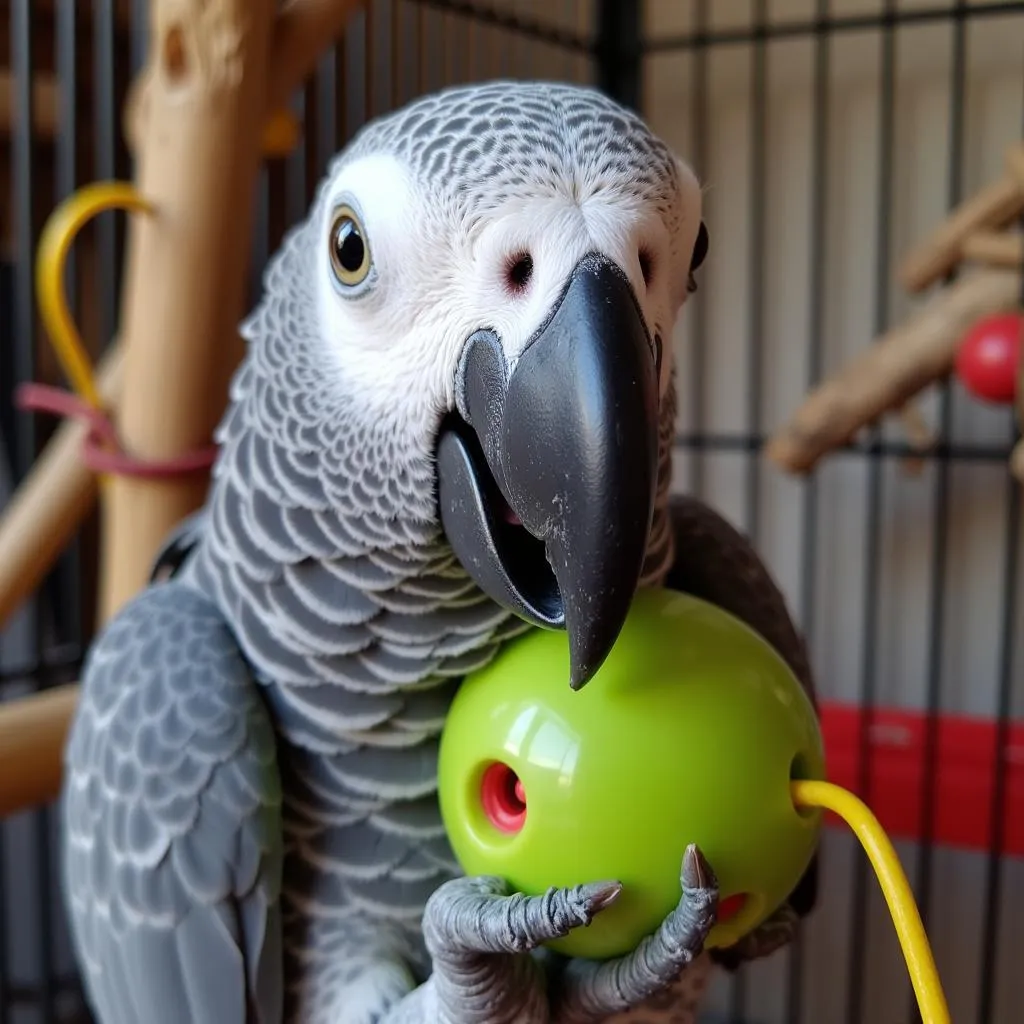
436, 252, 660, 689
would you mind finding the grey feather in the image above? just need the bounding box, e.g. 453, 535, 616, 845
62, 581, 284, 1024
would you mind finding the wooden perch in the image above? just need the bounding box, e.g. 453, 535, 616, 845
124, 76, 302, 158
98, 0, 278, 623
0, 345, 122, 633
765, 269, 1021, 475
265, 0, 366, 113
0, 70, 59, 137
962, 230, 1023, 270
899, 151, 1024, 293
124, 0, 364, 155
0, 684, 79, 818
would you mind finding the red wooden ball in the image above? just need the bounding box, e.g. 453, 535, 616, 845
955, 313, 1022, 405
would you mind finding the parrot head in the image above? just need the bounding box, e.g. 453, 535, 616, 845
247, 81, 707, 689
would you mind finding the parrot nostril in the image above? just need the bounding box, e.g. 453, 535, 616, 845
481, 762, 527, 833
506, 253, 534, 293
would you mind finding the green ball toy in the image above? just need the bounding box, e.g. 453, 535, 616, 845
437, 587, 826, 961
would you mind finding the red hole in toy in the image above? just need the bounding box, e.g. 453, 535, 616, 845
717, 892, 747, 923
481, 762, 527, 833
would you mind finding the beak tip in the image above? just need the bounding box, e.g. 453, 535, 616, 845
567, 644, 603, 691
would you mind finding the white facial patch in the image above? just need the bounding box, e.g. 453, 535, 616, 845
307, 135, 704, 434
462, 191, 678, 373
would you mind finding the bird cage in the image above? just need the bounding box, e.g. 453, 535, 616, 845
0, 1, 1022, 1022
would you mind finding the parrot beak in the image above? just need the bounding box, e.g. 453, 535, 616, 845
436, 252, 660, 689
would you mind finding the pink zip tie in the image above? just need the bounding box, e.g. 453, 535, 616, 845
16, 382, 219, 479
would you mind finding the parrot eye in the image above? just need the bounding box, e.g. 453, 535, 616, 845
690, 222, 709, 273
687, 222, 709, 295
329, 205, 372, 287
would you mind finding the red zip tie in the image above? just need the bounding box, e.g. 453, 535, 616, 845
16, 382, 219, 479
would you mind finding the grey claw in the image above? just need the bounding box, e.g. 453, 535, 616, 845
554, 844, 719, 1023
424, 875, 624, 961
589, 881, 625, 913
680, 844, 711, 890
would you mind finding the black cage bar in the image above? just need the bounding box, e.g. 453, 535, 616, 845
2, 2, 1023, 1022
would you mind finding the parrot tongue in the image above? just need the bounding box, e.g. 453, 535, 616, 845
436, 252, 660, 689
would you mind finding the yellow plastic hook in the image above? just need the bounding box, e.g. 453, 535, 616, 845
35, 181, 155, 411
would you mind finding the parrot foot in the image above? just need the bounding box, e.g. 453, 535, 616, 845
552, 844, 719, 1024
423, 874, 624, 959
380, 875, 622, 1024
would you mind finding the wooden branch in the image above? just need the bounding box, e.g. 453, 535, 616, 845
962, 230, 1023, 270
765, 269, 1022, 475
898, 175, 1024, 294
0, 344, 122, 633
265, 0, 365, 113
0, 683, 78, 818
125, 0, 364, 156
0, 70, 59, 136
124, 74, 302, 158
98, 1, 276, 623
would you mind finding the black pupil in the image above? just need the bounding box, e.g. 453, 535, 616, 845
335, 219, 365, 273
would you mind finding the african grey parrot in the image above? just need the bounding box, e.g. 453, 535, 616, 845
60, 80, 818, 1024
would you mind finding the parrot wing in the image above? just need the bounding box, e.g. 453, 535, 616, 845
61, 579, 284, 1024
664, 493, 819, 924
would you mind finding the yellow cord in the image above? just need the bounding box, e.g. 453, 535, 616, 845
791, 780, 951, 1024
35, 181, 154, 411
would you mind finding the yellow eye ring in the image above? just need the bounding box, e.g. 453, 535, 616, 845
329, 205, 371, 287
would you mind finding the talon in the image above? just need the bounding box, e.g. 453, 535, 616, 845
582, 881, 622, 915
424, 875, 627, 962
681, 843, 715, 893
554, 850, 720, 1021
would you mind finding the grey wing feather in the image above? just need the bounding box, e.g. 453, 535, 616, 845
62, 580, 284, 1024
